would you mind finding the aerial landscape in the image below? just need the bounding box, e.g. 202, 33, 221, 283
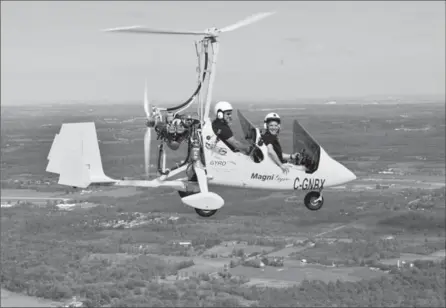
1, 1, 445, 307
1, 99, 445, 307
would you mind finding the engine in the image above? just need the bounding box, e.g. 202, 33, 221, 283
146, 112, 199, 151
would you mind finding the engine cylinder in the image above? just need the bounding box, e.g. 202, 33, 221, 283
177, 126, 185, 134
167, 124, 176, 134
176, 123, 185, 134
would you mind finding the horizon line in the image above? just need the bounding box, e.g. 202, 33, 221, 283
2, 93, 445, 107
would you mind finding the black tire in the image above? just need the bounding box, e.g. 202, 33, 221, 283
304, 191, 324, 211
194, 208, 218, 217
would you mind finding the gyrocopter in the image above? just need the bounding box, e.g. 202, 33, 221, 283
46, 12, 357, 217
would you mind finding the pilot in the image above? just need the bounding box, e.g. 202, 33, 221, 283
212, 101, 250, 153
260, 113, 299, 174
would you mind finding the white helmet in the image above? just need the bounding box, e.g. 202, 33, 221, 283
264, 112, 281, 129
214, 101, 233, 119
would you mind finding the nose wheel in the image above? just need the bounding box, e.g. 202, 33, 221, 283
194, 208, 218, 217
304, 191, 324, 211
178, 190, 219, 217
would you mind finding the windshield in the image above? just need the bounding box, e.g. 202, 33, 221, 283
292, 120, 321, 174
237, 110, 257, 143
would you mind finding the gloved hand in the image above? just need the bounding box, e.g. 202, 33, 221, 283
291, 152, 303, 165
280, 164, 290, 174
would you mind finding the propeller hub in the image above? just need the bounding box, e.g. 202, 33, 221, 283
146, 117, 156, 128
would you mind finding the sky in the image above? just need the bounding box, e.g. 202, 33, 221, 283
1, 1, 445, 105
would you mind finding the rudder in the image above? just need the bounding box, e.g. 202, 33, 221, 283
46, 122, 116, 188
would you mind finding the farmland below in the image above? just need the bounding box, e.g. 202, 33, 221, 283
1, 100, 445, 307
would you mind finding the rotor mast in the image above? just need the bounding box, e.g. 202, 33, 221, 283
202, 38, 218, 122
194, 37, 219, 123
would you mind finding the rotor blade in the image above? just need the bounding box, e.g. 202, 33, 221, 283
193, 161, 209, 193
219, 11, 276, 33
144, 128, 151, 178
143, 80, 150, 117
102, 26, 209, 36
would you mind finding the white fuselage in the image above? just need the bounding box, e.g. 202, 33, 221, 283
201, 119, 356, 192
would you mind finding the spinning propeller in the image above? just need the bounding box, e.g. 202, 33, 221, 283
143, 81, 151, 178
102, 11, 276, 38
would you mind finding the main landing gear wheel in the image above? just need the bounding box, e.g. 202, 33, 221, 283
304, 191, 324, 211
178, 191, 218, 218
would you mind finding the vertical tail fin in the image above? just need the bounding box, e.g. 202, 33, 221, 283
46, 122, 116, 188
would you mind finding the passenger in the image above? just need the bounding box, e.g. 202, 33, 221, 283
212, 101, 250, 153
260, 113, 299, 174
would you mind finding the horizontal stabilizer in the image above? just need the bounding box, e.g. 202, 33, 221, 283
46, 122, 116, 188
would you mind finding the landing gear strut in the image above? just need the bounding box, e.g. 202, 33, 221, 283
304, 191, 324, 211
178, 191, 218, 217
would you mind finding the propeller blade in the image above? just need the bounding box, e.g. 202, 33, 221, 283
193, 161, 209, 193
219, 11, 276, 33
144, 128, 151, 178
143, 80, 150, 118
102, 26, 209, 36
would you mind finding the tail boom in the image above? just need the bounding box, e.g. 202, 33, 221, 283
46, 122, 190, 190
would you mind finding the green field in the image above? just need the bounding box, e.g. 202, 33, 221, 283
1, 101, 445, 307
230, 264, 387, 284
